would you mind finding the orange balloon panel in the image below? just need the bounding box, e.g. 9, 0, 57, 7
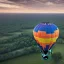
33, 29, 59, 38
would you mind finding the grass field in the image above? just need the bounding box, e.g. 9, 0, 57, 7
0, 44, 64, 64
0, 13, 64, 64
0, 29, 32, 40
0, 32, 22, 40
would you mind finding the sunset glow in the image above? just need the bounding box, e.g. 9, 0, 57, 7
0, 0, 64, 13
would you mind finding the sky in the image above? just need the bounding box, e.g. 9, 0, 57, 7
0, 0, 64, 13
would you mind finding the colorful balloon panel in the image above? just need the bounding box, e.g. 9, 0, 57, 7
33, 23, 59, 51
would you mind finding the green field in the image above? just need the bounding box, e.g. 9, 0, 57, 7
0, 44, 64, 64
0, 13, 64, 64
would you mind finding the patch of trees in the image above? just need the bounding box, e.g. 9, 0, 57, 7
0, 34, 37, 54
0, 46, 40, 61
51, 52, 63, 64
0, 32, 41, 61
57, 38, 64, 44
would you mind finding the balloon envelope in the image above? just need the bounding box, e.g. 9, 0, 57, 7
33, 23, 59, 51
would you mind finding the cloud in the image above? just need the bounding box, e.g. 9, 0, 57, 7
8, 0, 35, 5
0, 0, 64, 13
8, 0, 64, 4
0, 3, 20, 9
6, 0, 64, 9
49, 0, 64, 4
0, 0, 64, 8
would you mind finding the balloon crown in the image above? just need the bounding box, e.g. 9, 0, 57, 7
41, 22, 52, 25
41, 22, 50, 23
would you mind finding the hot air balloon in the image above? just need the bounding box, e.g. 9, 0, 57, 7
33, 22, 59, 60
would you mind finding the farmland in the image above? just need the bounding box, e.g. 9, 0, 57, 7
0, 13, 64, 64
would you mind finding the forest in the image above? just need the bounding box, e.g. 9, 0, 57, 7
0, 14, 64, 64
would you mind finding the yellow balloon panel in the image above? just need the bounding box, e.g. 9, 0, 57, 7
34, 36, 58, 44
